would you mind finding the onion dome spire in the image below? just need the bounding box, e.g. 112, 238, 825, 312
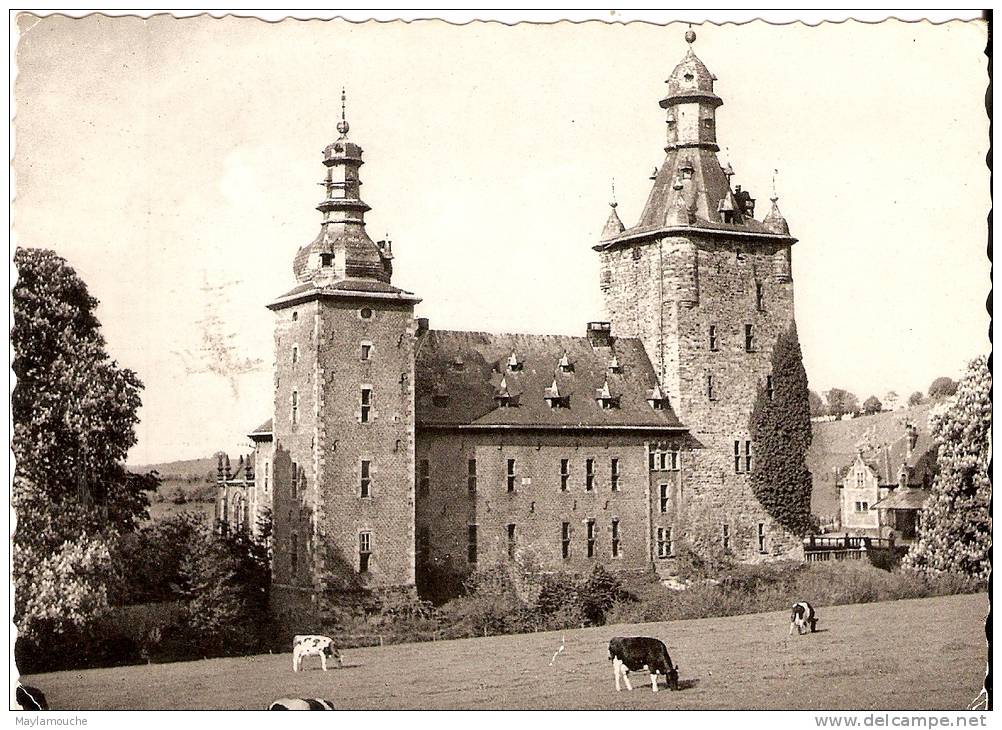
763, 168, 791, 235
599, 179, 625, 240
292, 89, 394, 285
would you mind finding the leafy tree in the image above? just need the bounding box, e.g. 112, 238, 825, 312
808, 390, 826, 418
12, 248, 155, 540
928, 376, 958, 399
904, 355, 990, 580
825, 388, 859, 418
578, 565, 633, 626
862, 395, 883, 415
750, 324, 813, 535
884, 390, 900, 411
908, 391, 925, 407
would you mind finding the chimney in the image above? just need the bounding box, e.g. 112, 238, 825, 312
586, 321, 612, 348
416, 317, 430, 334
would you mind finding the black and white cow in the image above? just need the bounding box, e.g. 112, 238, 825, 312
268, 698, 336, 710
789, 601, 819, 636
15, 685, 48, 710
292, 634, 344, 672
608, 637, 679, 693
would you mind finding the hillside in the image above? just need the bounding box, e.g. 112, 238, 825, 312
808, 402, 935, 518
129, 456, 220, 516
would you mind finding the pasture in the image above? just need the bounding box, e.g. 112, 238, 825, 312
23, 593, 986, 710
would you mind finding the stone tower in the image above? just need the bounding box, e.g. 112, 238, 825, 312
268, 93, 421, 623
595, 32, 803, 563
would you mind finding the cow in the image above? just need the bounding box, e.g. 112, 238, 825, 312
789, 601, 819, 636
292, 634, 344, 672
268, 698, 336, 710
15, 685, 48, 710
608, 636, 679, 693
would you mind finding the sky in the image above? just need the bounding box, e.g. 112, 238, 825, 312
12, 13, 990, 465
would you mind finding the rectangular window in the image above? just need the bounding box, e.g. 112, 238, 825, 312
659, 484, 669, 514
418, 526, 430, 563
669, 447, 680, 471
507, 523, 516, 560
856, 472, 864, 488
561, 522, 571, 559
709, 325, 718, 351
320, 253, 333, 267
707, 373, 716, 400
560, 459, 570, 491
756, 281, 765, 311
610, 458, 620, 492
467, 525, 478, 564
359, 531, 372, 573
264, 461, 270, 493
467, 459, 477, 494
360, 386, 372, 423
291, 390, 299, 425
292, 345, 299, 365
360, 459, 371, 498
734, 441, 742, 473
586, 519, 596, 558
745, 324, 755, 352
586, 458, 595, 491
506, 459, 516, 492
766, 375, 775, 401
722, 523, 730, 551
757, 523, 767, 553
745, 440, 753, 472
360, 343, 372, 361
657, 527, 672, 558
291, 462, 299, 499
611, 519, 620, 557
290, 533, 299, 576
419, 459, 430, 496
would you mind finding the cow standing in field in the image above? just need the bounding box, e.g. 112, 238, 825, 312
608, 637, 679, 693
789, 601, 819, 636
292, 635, 344, 672
268, 698, 336, 710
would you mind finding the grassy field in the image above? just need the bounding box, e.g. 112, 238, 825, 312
23, 593, 986, 710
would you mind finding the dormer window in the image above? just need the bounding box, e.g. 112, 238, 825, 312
680, 158, 694, 180
558, 352, 574, 373
595, 379, 621, 410
647, 384, 670, 411
320, 253, 334, 268
432, 393, 450, 408
507, 350, 523, 372
683, 72, 694, 82
608, 355, 623, 374
495, 375, 520, 408
544, 379, 570, 409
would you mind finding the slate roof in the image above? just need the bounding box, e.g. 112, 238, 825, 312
415, 329, 685, 430
249, 418, 273, 438
872, 488, 932, 511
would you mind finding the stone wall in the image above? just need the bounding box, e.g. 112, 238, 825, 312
600, 233, 805, 563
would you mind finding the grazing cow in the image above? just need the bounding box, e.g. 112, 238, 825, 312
608, 637, 679, 693
268, 698, 336, 710
15, 685, 48, 710
789, 601, 819, 636
292, 634, 344, 672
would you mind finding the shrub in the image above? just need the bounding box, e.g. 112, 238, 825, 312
579, 565, 635, 626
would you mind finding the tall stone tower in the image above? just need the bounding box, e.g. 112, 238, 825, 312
596, 32, 803, 563
269, 93, 421, 624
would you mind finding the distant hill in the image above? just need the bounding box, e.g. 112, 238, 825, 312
129, 455, 221, 510
130, 455, 219, 482
808, 402, 936, 518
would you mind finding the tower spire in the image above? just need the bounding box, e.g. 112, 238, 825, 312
599, 178, 625, 240
763, 168, 791, 234
337, 87, 349, 136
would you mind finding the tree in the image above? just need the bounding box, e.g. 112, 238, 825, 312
862, 395, 883, 415
908, 391, 925, 407
750, 324, 813, 536
808, 390, 826, 418
884, 390, 900, 411
904, 356, 990, 580
12, 248, 156, 646
825, 388, 859, 419
12, 248, 155, 540
928, 376, 958, 399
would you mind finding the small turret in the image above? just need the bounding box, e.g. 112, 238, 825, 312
763, 170, 791, 235
600, 181, 626, 241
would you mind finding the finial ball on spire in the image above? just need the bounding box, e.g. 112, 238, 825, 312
684, 29, 696, 44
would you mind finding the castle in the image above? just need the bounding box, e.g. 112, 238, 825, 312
216, 31, 807, 622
